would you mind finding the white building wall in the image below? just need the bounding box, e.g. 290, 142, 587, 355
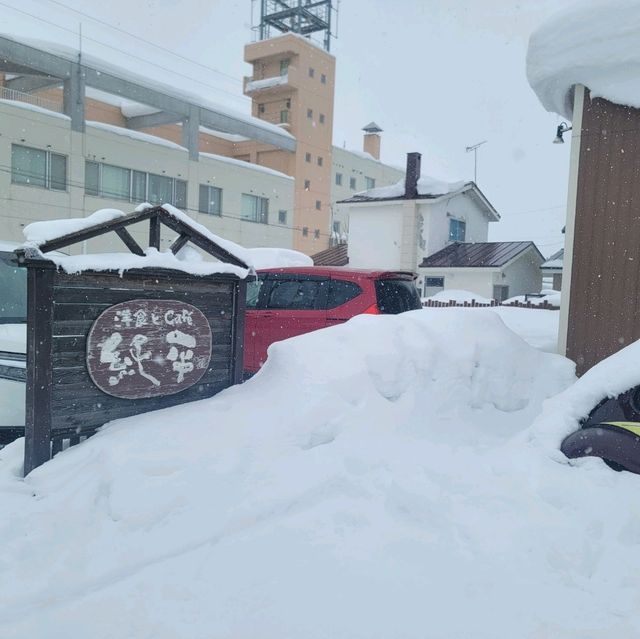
419, 268, 496, 299
501, 249, 543, 298
0, 101, 294, 254
331, 146, 404, 237
420, 191, 490, 258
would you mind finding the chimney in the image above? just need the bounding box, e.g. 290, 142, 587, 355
404, 152, 422, 199
362, 121, 382, 160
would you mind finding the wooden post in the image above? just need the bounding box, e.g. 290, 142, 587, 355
24, 267, 54, 475
231, 279, 247, 385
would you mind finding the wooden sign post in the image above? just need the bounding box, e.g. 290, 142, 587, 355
18, 206, 249, 475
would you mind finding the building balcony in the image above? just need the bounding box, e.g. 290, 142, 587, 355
244, 72, 294, 96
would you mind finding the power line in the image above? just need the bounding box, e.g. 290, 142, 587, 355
0, 1, 250, 108
41, 0, 245, 88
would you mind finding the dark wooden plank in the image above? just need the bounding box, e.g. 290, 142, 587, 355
149, 214, 161, 250
24, 267, 54, 475
115, 227, 145, 256
232, 279, 246, 384
170, 233, 190, 254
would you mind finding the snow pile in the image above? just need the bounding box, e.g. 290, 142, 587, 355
527, 0, 640, 118
247, 247, 313, 269
426, 289, 493, 304
245, 74, 289, 92
7, 309, 630, 638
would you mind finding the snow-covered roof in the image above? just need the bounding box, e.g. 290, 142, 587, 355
0, 33, 294, 146
0, 99, 70, 121
21, 205, 252, 278
245, 74, 289, 93
541, 248, 564, 270
362, 121, 383, 133
199, 153, 294, 180
86, 121, 188, 152
527, 0, 640, 119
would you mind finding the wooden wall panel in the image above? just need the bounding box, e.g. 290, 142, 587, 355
568, 91, 640, 374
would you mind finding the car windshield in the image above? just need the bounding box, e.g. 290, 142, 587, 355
0, 252, 26, 324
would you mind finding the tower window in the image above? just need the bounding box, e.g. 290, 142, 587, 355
307, 108, 313, 119
319, 113, 325, 124
280, 58, 289, 75
315, 200, 321, 210
258, 103, 265, 114
304, 179, 311, 190
280, 110, 289, 124
309, 67, 315, 78
314, 229, 320, 239
321, 73, 326, 84
305, 152, 311, 163
317, 156, 323, 167
302, 227, 309, 237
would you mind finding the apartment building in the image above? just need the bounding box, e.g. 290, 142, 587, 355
0, 32, 403, 255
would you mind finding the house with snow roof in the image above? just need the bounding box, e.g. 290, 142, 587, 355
527, 0, 640, 373
540, 248, 563, 291
420, 241, 544, 301
338, 152, 507, 296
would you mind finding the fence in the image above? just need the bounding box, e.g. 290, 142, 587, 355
422, 299, 560, 311
0, 87, 63, 114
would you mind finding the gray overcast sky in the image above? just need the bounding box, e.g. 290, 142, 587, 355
5, 0, 578, 255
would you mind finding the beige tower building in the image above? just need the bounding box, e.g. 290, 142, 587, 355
244, 34, 336, 254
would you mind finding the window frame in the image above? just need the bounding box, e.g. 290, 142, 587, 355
335, 172, 343, 186
365, 176, 376, 190
448, 218, 466, 242
241, 193, 269, 224
349, 177, 357, 190
278, 209, 287, 225
11, 144, 68, 191
199, 184, 223, 216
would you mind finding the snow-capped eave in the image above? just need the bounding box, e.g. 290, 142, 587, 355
338, 181, 500, 222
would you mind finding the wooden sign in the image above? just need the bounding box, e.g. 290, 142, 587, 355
86, 299, 212, 399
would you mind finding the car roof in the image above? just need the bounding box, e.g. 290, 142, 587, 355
256, 266, 416, 279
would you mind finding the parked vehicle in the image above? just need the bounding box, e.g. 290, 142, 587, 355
0, 245, 27, 445
244, 266, 421, 374
561, 386, 640, 474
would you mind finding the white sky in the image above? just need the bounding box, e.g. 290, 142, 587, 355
3, 0, 579, 255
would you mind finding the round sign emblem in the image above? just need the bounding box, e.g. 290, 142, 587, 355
86, 299, 212, 399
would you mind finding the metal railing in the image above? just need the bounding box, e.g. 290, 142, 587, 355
0, 86, 63, 114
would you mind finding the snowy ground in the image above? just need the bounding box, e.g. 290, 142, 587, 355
2, 309, 640, 638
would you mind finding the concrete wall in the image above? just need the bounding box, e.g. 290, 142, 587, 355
0, 100, 294, 254
501, 248, 543, 298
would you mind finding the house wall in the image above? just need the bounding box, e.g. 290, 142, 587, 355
420, 191, 490, 258
564, 89, 640, 375
418, 268, 496, 299
331, 146, 404, 237
0, 100, 294, 254
347, 200, 416, 270
501, 248, 543, 297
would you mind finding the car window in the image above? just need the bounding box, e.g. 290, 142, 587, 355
375, 279, 421, 314
266, 278, 322, 310
327, 280, 362, 309
0, 252, 26, 323
246, 274, 267, 309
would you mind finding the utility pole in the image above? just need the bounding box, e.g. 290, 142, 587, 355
465, 140, 487, 183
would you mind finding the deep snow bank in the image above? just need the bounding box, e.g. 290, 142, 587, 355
527, 0, 640, 119
6, 309, 640, 638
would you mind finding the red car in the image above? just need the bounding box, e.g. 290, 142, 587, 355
243, 267, 421, 374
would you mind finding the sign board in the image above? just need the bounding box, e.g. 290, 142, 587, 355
86, 299, 212, 399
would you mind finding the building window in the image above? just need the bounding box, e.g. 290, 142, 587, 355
12, 144, 67, 191
304, 179, 311, 190
314, 229, 320, 239
85, 160, 185, 206
278, 210, 287, 224
280, 110, 289, 124
349, 177, 357, 190
258, 103, 265, 114
319, 113, 325, 124
315, 200, 321, 210
333, 221, 341, 234
305, 152, 311, 163
449, 218, 466, 242
280, 58, 289, 75
302, 227, 309, 237
286, 98, 291, 108
321, 73, 326, 84
199, 184, 222, 216
317, 156, 323, 167
335, 172, 343, 186
365, 176, 376, 189
307, 108, 313, 119
309, 67, 315, 78
241, 193, 269, 224
425, 277, 445, 288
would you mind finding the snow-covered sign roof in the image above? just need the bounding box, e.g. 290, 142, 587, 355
420, 241, 543, 269
20, 205, 252, 278
527, 0, 640, 119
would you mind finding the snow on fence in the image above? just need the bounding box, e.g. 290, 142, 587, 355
422, 299, 560, 311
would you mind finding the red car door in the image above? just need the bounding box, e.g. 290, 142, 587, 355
253, 274, 329, 370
